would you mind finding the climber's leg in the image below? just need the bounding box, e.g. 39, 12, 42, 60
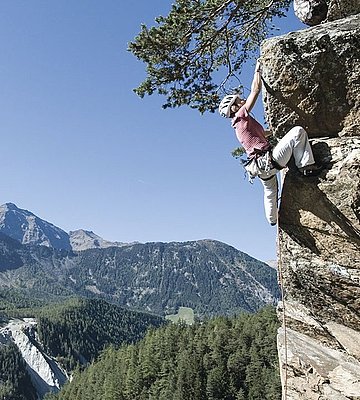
260, 175, 278, 225
272, 126, 315, 168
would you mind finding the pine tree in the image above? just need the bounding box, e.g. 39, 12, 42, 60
129, 0, 292, 113
53, 307, 281, 400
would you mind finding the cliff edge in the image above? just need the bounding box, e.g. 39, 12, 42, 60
261, 13, 360, 399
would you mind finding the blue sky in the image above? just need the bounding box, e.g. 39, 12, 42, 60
0, 1, 304, 262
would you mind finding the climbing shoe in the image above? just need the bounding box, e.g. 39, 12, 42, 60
298, 164, 323, 177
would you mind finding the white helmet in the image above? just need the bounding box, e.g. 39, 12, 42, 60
218, 94, 240, 118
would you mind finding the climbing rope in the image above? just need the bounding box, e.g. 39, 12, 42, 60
276, 168, 288, 400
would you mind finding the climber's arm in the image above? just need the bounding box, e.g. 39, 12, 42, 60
244, 59, 262, 113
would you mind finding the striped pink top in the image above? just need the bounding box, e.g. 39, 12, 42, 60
232, 105, 270, 157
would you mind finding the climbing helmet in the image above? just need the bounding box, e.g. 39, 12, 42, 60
218, 94, 241, 118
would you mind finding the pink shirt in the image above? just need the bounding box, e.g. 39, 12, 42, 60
232, 105, 270, 157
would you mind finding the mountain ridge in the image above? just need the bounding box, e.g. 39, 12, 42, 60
0, 203, 280, 399
0, 236, 280, 317
0, 203, 71, 251
69, 229, 137, 251
0, 203, 280, 317
0, 203, 133, 252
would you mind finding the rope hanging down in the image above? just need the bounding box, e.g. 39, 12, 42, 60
276, 169, 288, 400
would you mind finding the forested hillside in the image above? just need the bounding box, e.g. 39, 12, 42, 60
34, 298, 165, 370
0, 287, 45, 310
0, 343, 37, 400
0, 209, 282, 399
0, 235, 280, 318
2, 297, 165, 373
50, 307, 281, 400
1, 297, 166, 399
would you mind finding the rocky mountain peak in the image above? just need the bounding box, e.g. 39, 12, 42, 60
0, 203, 71, 251
0, 204, 135, 252
2, 202, 19, 211
69, 229, 128, 251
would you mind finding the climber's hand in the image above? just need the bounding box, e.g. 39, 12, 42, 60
256, 58, 262, 73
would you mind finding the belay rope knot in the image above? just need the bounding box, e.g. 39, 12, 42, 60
277, 169, 288, 400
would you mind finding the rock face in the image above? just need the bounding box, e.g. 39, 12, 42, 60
261, 13, 360, 400
327, 0, 360, 22
261, 14, 360, 139
0, 318, 67, 397
0, 203, 72, 251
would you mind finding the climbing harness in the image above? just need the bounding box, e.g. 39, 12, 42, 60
241, 148, 284, 183
276, 169, 289, 400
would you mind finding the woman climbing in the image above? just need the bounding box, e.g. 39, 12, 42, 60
218, 59, 322, 225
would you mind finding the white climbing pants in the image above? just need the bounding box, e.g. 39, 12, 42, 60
272, 126, 315, 169
260, 126, 315, 225
260, 175, 279, 225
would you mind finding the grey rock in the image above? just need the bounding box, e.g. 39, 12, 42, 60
275, 137, 360, 398
278, 328, 360, 399
0, 318, 67, 397
261, 14, 360, 138
261, 12, 360, 400
325, 321, 360, 359
327, 0, 360, 22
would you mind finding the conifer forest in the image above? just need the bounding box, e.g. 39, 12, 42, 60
47, 306, 281, 400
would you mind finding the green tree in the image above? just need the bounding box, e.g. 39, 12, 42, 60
0, 343, 37, 400
129, 0, 291, 113
54, 307, 281, 400
0, 381, 15, 399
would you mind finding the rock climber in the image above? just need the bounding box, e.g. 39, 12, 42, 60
218, 59, 322, 226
